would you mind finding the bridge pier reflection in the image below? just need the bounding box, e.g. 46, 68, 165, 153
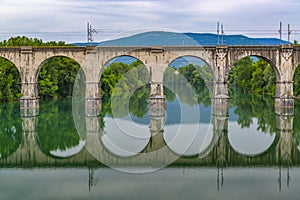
145, 97, 166, 153
20, 105, 39, 118
85, 98, 101, 117
85, 116, 102, 160
212, 98, 229, 166
213, 82, 229, 99
150, 82, 164, 97
7, 114, 41, 165
212, 98, 229, 192
150, 82, 166, 108
275, 97, 294, 116
276, 114, 294, 166
276, 110, 294, 191
20, 84, 39, 117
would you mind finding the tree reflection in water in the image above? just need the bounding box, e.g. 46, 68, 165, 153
0, 102, 22, 158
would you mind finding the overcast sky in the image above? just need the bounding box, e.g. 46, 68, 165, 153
0, 0, 299, 43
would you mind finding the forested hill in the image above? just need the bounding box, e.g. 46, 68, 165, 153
74, 31, 290, 46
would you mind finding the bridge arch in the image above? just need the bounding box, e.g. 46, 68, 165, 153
99, 54, 150, 107
35, 55, 84, 82
0, 57, 22, 101
36, 56, 84, 99
167, 55, 214, 94
100, 55, 149, 78
0, 55, 21, 74
168, 55, 214, 78
228, 55, 278, 96
97, 48, 156, 82
229, 55, 280, 83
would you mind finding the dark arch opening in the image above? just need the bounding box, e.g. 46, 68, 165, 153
162, 56, 214, 157
228, 56, 276, 96
166, 55, 213, 106
228, 56, 277, 130
0, 57, 21, 102
227, 56, 277, 155
293, 64, 300, 149
100, 55, 150, 119
293, 63, 300, 98
99, 55, 151, 157
36, 56, 85, 158
37, 56, 82, 99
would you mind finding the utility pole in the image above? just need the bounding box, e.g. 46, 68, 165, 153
217, 21, 220, 45
221, 24, 224, 45
288, 24, 292, 43
87, 22, 98, 45
279, 21, 282, 44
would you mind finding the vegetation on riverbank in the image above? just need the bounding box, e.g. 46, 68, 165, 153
0, 36, 72, 47
228, 56, 276, 95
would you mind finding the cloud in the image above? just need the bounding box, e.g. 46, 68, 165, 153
0, 0, 299, 42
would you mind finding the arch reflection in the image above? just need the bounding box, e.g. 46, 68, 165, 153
37, 99, 85, 158
228, 118, 276, 156
100, 117, 151, 157
0, 103, 22, 159
163, 100, 214, 157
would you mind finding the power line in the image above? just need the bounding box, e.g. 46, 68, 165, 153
0, 24, 300, 42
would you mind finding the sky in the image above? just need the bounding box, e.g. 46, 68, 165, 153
0, 0, 299, 43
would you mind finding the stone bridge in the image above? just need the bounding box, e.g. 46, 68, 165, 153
0, 100, 299, 168
0, 45, 300, 116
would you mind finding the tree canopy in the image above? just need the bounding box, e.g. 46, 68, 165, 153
38, 57, 81, 99
293, 64, 300, 97
228, 56, 276, 95
0, 36, 73, 47
0, 57, 21, 101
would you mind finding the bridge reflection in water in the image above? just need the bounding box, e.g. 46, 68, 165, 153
0, 98, 299, 169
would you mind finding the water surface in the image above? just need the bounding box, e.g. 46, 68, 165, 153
0, 94, 299, 199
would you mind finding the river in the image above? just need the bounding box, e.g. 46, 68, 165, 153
0, 93, 300, 200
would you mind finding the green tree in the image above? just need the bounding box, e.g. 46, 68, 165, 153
293, 64, 300, 97
100, 59, 150, 119
0, 102, 22, 158
164, 64, 212, 106
37, 99, 81, 156
230, 92, 276, 134
38, 57, 80, 99
228, 56, 276, 95
0, 58, 21, 101
0, 36, 72, 47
